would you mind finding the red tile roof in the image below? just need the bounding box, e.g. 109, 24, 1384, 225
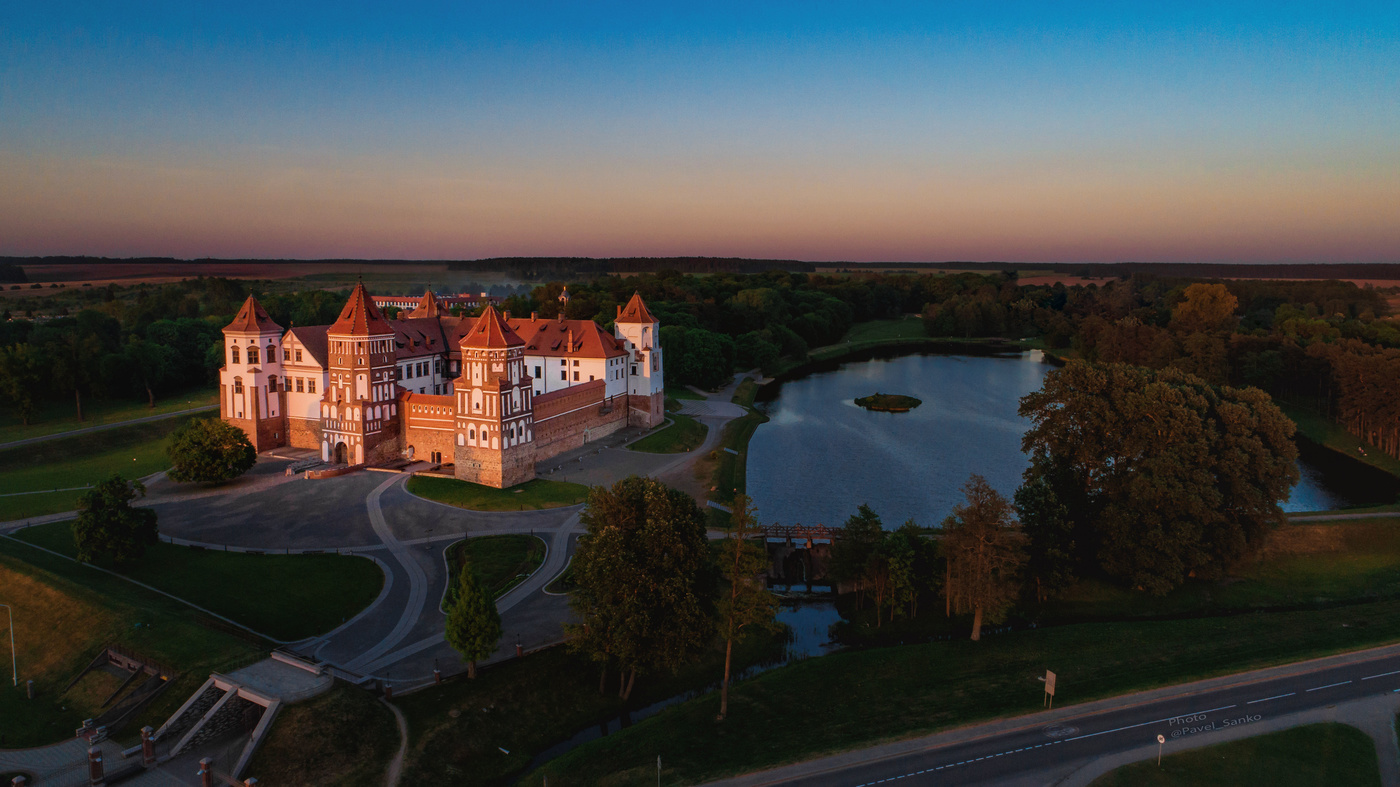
407, 290, 443, 318
615, 292, 657, 324
460, 306, 524, 349
329, 281, 395, 336
224, 295, 282, 334
286, 326, 329, 366
509, 316, 626, 359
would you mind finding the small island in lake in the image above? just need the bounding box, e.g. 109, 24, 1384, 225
854, 393, 923, 412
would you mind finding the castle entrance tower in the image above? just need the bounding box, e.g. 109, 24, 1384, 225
220, 295, 286, 451
453, 306, 536, 488
320, 282, 401, 465
615, 292, 665, 427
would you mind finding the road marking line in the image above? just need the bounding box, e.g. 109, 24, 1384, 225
1247, 693, 1296, 704
1306, 681, 1351, 692
1363, 670, 1400, 680
1062, 704, 1238, 742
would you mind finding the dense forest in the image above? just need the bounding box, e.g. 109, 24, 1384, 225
2, 269, 1398, 466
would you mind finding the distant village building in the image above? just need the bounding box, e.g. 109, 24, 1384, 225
219, 284, 665, 487
371, 292, 502, 312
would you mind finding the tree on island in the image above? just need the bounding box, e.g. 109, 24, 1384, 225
72, 474, 159, 566
941, 475, 1027, 641
445, 561, 502, 679
1018, 361, 1298, 595
166, 417, 257, 484
715, 494, 779, 720
567, 476, 715, 700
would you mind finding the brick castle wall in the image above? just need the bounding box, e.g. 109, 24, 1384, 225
532, 380, 629, 463
286, 416, 322, 450
403, 393, 456, 461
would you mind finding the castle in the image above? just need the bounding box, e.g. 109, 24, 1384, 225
218, 282, 665, 487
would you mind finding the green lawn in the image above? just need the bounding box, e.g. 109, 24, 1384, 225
1090, 723, 1380, 787
247, 684, 399, 787
1281, 403, 1400, 480
0, 414, 206, 521
446, 534, 546, 602
665, 386, 705, 401
732, 377, 759, 408
0, 385, 219, 445
840, 316, 928, 343
629, 414, 708, 454
10, 522, 383, 641
407, 476, 589, 511
0, 538, 261, 748
392, 632, 785, 786
709, 408, 768, 505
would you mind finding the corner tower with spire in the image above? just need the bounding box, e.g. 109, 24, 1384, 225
614, 291, 665, 428
220, 294, 287, 451
320, 281, 401, 465
453, 306, 536, 487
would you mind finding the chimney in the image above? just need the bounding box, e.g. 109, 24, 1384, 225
531, 311, 537, 321
617, 305, 622, 318
568, 328, 573, 350
504, 310, 511, 320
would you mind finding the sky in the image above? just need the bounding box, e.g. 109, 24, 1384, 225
1, 2, 1397, 263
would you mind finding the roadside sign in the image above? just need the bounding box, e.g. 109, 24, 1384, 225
1045, 671, 1057, 696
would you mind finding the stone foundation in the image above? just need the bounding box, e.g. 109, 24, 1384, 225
286, 416, 322, 450
454, 442, 536, 488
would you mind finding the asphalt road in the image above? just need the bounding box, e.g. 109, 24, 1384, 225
765, 648, 1400, 786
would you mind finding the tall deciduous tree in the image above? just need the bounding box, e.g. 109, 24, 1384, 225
1019, 361, 1299, 594
567, 476, 715, 700
166, 418, 257, 484
1171, 283, 1240, 334
829, 504, 884, 608
72, 474, 159, 566
0, 343, 45, 425
444, 561, 502, 679
715, 494, 779, 720
941, 475, 1027, 641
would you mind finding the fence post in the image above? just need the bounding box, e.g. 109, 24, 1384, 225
140, 726, 156, 766
87, 746, 103, 786
198, 757, 213, 787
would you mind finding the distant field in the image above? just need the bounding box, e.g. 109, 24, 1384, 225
0, 386, 217, 445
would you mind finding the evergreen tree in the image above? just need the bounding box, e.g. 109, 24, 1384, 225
444, 561, 502, 679
715, 494, 779, 720
72, 474, 159, 566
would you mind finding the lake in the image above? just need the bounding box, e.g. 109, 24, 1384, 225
747, 350, 1395, 530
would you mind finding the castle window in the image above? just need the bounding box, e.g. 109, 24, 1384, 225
269, 375, 278, 392
560, 370, 566, 380
560, 359, 565, 366
295, 349, 303, 362
231, 346, 240, 364
296, 378, 304, 392
589, 375, 595, 381
248, 347, 260, 364
534, 366, 541, 378
573, 371, 579, 381
308, 378, 316, 394
631, 365, 637, 375
233, 378, 244, 394
267, 344, 276, 362
573, 360, 579, 366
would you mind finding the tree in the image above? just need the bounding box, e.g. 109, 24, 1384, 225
72, 474, 159, 566
1019, 361, 1299, 594
166, 418, 257, 484
828, 504, 884, 608
0, 343, 45, 425
941, 475, 1027, 641
715, 494, 779, 720
567, 476, 715, 700
444, 561, 502, 678
1172, 282, 1239, 334
122, 337, 179, 408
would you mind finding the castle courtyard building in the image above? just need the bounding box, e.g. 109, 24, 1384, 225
218, 284, 666, 487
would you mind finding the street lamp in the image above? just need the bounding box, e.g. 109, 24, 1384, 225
0, 603, 14, 686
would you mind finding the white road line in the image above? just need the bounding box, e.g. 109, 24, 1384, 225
1363, 670, 1400, 681
1062, 704, 1238, 743
1247, 692, 1295, 704
1306, 681, 1352, 692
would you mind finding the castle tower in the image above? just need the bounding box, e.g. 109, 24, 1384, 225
453, 306, 536, 488
220, 294, 286, 451
320, 282, 400, 465
615, 292, 665, 427
407, 289, 442, 318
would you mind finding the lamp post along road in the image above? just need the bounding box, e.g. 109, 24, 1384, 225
0, 603, 14, 686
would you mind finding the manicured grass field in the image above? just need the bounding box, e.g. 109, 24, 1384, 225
0, 414, 205, 521
393, 632, 785, 786
665, 386, 705, 401
840, 316, 927, 344
11, 522, 383, 641
709, 408, 767, 505
0, 539, 261, 748
629, 414, 708, 454
528, 599, 1400, 785
407, 476, 589, 511
446, 534, 546, 601
1089, 723, 1380, 787
0, 385, 218, 445
247, 684, 400, 787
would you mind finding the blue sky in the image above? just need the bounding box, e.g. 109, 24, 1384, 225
2, 2, 1397, 261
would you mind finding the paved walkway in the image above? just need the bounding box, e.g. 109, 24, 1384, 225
0, 405, 218, 451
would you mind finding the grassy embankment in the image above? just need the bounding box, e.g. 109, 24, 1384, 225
629, 413, 707, 454
706, 377, 766, 516
0, 538, 262, 748
1281, 402, 1400, 485
390, 631, 785, 786
444, 534, 546, 603
773, 317, 1033, 377
1090, 723, 1380, 786
245, 684, 400, 787
10, 522, 383, 641
0, 413, 206, 521
527, 517, 1400, 784
0, 385, 218, 445
664, 386, 705, 401
406, 476, 589, 511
